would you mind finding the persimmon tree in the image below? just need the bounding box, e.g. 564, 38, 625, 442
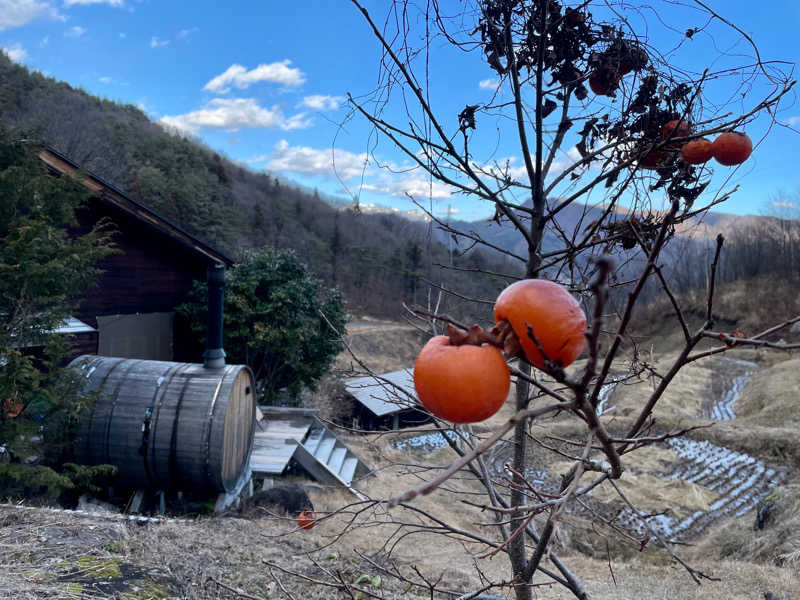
273, 2, 797, 599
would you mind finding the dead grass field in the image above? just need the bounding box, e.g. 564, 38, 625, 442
1, 475, 798, 599
334, 318, 427, 374
1, 316, 798, 599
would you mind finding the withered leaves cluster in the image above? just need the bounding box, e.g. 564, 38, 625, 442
473, 0, 709, 209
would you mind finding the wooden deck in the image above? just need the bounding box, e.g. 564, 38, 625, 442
249, 408, 316, 476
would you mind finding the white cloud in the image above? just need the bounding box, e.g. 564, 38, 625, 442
1, 43, 27, 62
204, 60, 305, 93
40, 35, 49, 45
437, 207, 460, 216
771, 201, 797, 209
786, 116, 800, 127
266, 140, 456, 199
65, 25, 86, 37
300, 94, 345, 111
355, 168, 455, 200
376, 176, 454, 199
150, 36, 168, 48
479, 78, 499, 90
267, 140, 369, 180
159, 98, 312, 134
487, 147, 584, 183
0, 0, 64, 30
177, 27, 198, 39
118, 32, 125, 38
99, 76, 112, 83
64, 0, 123, 5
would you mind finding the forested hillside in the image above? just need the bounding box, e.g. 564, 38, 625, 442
3, 52, 794, 321
0, 53, 518, 319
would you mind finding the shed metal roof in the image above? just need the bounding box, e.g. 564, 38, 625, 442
53, 317, 96, 335
7, 316, 96, 349
346, 369, 419, 417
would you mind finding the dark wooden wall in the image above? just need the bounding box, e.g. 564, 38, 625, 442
72, 198, 212, 362
67, 331, 99, 361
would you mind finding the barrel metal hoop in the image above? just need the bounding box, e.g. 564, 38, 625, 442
169, 366, 198, 490
203, 365, 235, 488
151, 362, 193, 491
141, 361, 188, 490
103, 359, 141, 465
79, 356, 109, 463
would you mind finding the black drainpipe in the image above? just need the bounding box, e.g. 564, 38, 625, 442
203, 263, 226, 369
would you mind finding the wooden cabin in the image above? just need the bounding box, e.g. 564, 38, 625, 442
38, 148, 233, 363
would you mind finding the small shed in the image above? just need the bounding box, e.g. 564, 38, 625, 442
345, 369, 429, 430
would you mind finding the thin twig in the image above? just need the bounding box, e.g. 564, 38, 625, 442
207, 577, 266, 600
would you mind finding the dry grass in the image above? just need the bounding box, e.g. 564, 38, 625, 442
681, 357, 800, 468
629, 275, 800, 355
3, 314, 799, 598
587, 472, 717, 516
607, 355, 714, 426
1, 500, 799, 600
735, 359, 800, 427
694, 484, 800, 567
334, 318, 426, 374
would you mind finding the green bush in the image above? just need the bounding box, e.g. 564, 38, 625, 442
179, 247, 348, 404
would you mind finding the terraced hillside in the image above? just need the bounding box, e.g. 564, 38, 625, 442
425, 353, 792, 544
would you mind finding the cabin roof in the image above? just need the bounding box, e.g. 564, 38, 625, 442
38, 147, 234, 267
345, 369, 419, 417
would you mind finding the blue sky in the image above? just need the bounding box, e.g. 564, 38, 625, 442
1, 0, 799, 221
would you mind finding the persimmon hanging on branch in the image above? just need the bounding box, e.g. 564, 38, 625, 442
413, 280, 587, 423
494, 279, 587, 371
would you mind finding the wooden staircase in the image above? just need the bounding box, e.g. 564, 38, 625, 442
292, 424, 369, 500
249, 407, 370, 499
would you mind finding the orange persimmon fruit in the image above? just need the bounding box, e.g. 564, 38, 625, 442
297, 509, 316, 530
662, 119, 691, 143
493, 279, 587, 371
589, 71, 618, 96
413, 335, 510, 423
680, 138, 713, 164
638, 150, 667, 169
712, 131, 753, 166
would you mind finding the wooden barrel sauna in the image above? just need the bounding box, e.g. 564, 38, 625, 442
70, 356, 256, 494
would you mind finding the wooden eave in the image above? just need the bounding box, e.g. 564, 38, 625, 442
38, 147, 234, 267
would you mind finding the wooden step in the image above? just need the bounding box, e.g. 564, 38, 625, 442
302, 427, 325, 455
313, 433, 336, 464
327, 446, 347, 477
339, 456, 358, 485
